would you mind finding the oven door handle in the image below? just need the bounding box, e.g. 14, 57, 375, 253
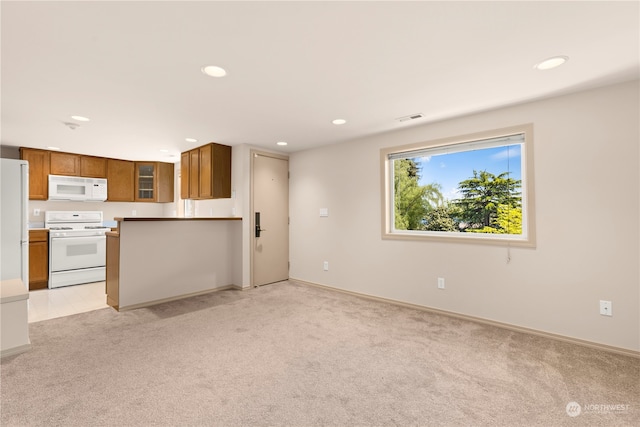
50, 235, 106, 243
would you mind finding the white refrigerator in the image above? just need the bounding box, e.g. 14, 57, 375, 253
0, 158, 29, 288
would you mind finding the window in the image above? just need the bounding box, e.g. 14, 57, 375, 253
381, 124, 535, 247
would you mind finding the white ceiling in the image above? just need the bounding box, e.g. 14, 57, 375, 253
1, 1, 638, 162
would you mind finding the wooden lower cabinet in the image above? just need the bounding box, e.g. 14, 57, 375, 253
106, 233, 120, 310
28, 230, 48, 290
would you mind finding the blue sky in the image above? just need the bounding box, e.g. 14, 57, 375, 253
415, 144, 522, 201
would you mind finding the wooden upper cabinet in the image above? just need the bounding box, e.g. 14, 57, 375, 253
19, 148, 50, 200
80, 155, 107, 178
50, 151, 80, 176
189, 149, 200, 199
19, 146, 172, 203
180, 151, 190, 200
107, 159, 135, 202
199, 144, 213, 198
135, 162, 155, 202
205, 143, 231, 199
181, 143, 231, 200
156, 162, 174, 203
134, 162, 174, 203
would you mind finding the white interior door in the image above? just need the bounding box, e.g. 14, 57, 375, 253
252, 152, 289, 286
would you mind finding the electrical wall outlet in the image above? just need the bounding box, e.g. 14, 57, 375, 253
323, 261, 329, 271
33, 208, 41, 216
599, 300, 612, 316
132, 210, 137, 216
437, 277, 445, 289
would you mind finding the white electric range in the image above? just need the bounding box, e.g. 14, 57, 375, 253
45, 211, 111, 288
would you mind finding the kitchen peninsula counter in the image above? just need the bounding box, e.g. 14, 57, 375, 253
106, 217, 242, 311
114, 217, 241, 223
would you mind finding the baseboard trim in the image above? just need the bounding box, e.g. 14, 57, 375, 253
118, 284, 240, 311
1, 342, 31, 359
290, 278, 640, 359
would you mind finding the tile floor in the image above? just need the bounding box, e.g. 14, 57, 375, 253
28, 281, 109, 323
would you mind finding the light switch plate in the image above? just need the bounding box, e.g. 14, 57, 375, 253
320, 208, 329, 217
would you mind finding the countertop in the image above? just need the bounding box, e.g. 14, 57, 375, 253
0, 279, 29, 303
29, 220, 118, 229
115, 217, 241, 222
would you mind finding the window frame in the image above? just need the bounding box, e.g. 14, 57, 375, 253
380, 124, 536, 247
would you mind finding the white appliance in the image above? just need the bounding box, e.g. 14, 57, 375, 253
48, 175, 107, 202
45, 211, 110, 288
0, 159, 29, 288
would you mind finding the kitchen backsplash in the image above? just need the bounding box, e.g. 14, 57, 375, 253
28, 197, 238, 224
28, 200, 168, 223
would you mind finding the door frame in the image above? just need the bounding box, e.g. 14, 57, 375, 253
250, 149, 289, 287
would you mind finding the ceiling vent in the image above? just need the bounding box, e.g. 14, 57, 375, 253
396, 113, 424, 123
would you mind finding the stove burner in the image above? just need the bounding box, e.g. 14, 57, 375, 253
49, 226, 73, 230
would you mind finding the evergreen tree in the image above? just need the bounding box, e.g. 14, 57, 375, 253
455, 170, 521, 231
424, 205, 457, 231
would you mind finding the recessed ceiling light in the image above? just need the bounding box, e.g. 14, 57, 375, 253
201, 65, 227, 77
47, 146, 61, 151
332, 119, 347, 125
70, 115, 90, 122
534, 56, 569, 71
276, 141, 288, 146
159, 149, 169, 153
185, 138, 198, 143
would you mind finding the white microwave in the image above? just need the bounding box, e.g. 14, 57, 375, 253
48, 175, 107, 202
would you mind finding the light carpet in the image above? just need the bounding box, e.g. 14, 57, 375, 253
1, 281, 638, 426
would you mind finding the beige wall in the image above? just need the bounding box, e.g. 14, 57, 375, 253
289, 80, 640, 352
